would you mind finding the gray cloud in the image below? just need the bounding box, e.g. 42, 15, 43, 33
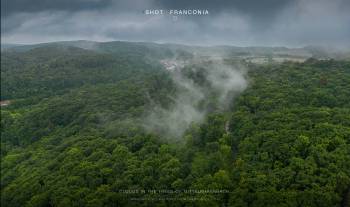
1, 0, 350, 47
1, 0, 113, 17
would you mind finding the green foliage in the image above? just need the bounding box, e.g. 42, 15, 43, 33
229, 60, 350, 207
1, 45, 350, 207
1, 46, 165, 101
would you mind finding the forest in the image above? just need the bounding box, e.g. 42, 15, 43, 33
1, 42, 350, 207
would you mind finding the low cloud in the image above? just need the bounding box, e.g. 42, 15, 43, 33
143, 56, 247, 138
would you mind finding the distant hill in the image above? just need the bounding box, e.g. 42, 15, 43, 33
0, 43, 24, 50
3, 40, 350, 60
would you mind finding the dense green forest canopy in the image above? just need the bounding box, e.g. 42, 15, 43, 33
1, 43, 350, 207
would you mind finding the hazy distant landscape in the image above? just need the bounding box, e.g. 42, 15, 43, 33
3, 40, 350, 62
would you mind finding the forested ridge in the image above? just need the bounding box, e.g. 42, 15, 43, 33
1, 44, 350, 207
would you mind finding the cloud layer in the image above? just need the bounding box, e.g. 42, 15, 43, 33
2, 0, 350, 47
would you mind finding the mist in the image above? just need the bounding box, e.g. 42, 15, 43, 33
143, 55, 247, 138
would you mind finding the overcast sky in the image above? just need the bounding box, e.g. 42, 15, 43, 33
1, 0, 350, 47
